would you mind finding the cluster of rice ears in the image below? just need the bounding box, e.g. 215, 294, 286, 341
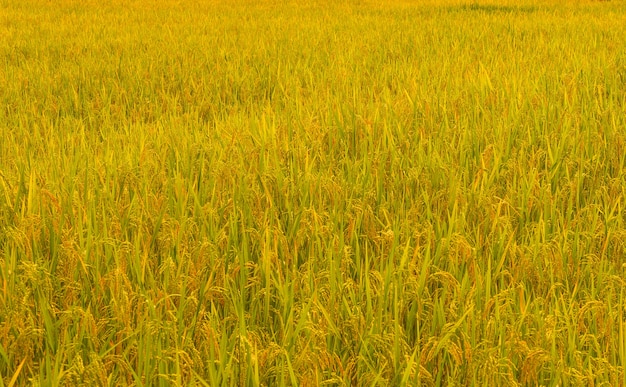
1, 0, 626, 385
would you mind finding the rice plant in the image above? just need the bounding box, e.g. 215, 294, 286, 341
1, 0, 625, 385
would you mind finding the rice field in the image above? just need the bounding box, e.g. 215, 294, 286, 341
1, 0, 626, 385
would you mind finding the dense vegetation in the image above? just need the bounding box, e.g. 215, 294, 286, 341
1, 0, 626, 385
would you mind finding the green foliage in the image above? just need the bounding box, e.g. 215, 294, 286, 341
1, 0, 626, 385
